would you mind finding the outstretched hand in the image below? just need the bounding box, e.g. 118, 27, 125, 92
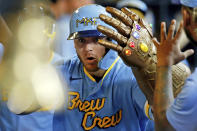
153, 20, 194, 67
97, 7, 158, 105
97, 7, 192, 105
97, 7, 155, 68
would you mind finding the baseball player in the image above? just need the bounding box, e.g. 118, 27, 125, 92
95, 3, 194, 131
54, 4, 192, 130
7, 3, 191, 131
53, 4, 154, 131
9, 4, 154, 131
153, 0, 197, 131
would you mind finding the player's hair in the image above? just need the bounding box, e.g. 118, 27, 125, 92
50, 0, 57, 3
182, 6, 197, 23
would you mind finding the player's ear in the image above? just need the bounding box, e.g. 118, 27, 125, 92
181, 6, 190, 27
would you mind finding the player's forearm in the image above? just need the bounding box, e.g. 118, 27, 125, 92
154, 66, 175, 131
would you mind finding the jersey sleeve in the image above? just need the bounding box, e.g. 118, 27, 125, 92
166, 68, 197, 131
130, 75, 154, 130
113, 65, 153, 130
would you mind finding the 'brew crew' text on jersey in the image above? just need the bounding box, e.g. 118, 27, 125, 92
53, 55, 153, 131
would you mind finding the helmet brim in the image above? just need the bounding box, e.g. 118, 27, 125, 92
67, 30, 105, 40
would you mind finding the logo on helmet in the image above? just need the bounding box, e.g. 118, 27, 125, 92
76, 17, 99, 27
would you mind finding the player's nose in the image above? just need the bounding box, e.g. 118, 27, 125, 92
84, 42, 95, 52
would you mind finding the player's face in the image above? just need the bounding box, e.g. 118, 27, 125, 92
74, 37, 106, 72
182, 7, 197, 43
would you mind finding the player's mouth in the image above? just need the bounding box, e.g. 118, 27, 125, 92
86, 56, 97, 64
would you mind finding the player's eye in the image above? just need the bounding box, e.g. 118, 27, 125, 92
78, 38, 86, 43
94, 38, 99, 43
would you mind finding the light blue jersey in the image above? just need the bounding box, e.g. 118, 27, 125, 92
0, 97, 53, 131
0, 100, 53, 131
0, 51, 62, 131
54, 54, 153, 131
167, 68, 197, 131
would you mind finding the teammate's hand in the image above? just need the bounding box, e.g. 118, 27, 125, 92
153, 20, 194, 67
97, 7, 155, 68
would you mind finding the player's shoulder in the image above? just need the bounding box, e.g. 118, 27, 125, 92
114, 58, 132, 72
113, 59, 136, 84
183, 68, 197, 95
175, 68, 197, 108
57, 55, 80, 70
116, 59, 135, 75
185, 68, 197, 85
167, 69, 197, 131
55, 56, 82, 79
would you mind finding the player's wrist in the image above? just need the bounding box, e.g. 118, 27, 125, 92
157, 58, 173, 67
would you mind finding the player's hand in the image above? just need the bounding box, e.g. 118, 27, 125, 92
97, 7, 191, 106
153, 20, 194, 67
97, 7, 155, 68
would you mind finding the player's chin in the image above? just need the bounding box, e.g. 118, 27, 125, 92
85, 64, 99, 72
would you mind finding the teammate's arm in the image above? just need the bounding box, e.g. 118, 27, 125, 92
7, 85, 41, 115
153, 20, 194, 131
